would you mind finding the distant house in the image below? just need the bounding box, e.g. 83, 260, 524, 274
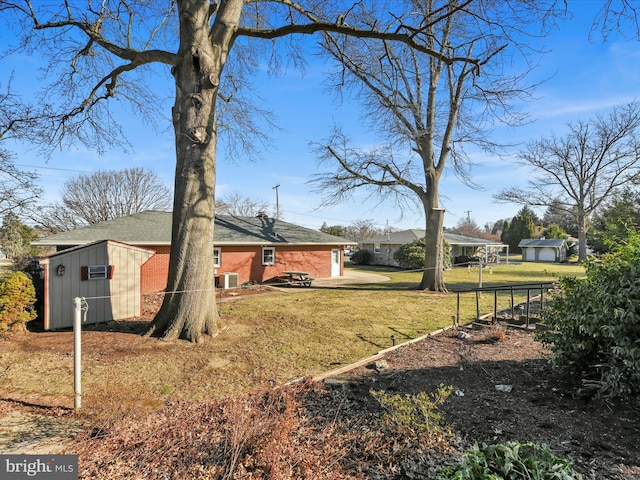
358, 229, 507, 267
34, 211, 354, 330
518, 238, 569, 263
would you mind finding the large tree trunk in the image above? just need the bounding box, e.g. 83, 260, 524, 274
577, 210, 588, 261
420, 207, 447, 291
147, 0, 242, 342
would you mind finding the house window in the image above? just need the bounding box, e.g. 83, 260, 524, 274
262, 247, 275, 265
374, 243, 381, 254
81, 265, 115, 281
213, 248, 221, 267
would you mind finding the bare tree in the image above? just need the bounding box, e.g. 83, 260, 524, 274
311, 0, 563, 291
216, 192, 271, 217
592, 0, 640, 41
344, 219, 383, 243
3, 1, 503, 341
495, 102, 640, 260
0, 83, 42, 215
33, 167, 171, 231
31, 204, 84, 234
450, 217, 486, 239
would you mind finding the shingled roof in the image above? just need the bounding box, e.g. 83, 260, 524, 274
33, 211, 353, 247
518, 238, 568, 248
363, 229, 501, 247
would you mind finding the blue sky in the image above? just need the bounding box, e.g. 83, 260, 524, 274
2, 1, 639, 232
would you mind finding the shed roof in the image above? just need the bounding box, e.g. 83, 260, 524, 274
518, 238, 568, 248
33, 211, 354, 247
39, 239, 155, 263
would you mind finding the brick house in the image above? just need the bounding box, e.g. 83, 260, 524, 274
34, 211, 353, 329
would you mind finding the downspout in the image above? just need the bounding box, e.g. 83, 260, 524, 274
39, 259, 50, 331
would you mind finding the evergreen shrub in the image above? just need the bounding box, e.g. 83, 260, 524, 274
350, 248, 372, 265
394, 238, 451, 269
0, 271, 37, 333
537, 232, 640, 397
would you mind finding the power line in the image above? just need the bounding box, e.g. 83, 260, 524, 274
15, 163, 93, 173
281, 208, 411, 229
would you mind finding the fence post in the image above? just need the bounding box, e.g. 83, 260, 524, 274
73, 297, 82, 410
526, 288, 531, 328
510, 286, 515, 319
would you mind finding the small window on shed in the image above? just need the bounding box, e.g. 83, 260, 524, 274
81, 265, 115, 281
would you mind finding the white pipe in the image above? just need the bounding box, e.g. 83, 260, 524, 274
73, 297, 82, 410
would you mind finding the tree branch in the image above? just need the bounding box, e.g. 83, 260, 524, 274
27, 1, 177, 66
237, 22, 481, 69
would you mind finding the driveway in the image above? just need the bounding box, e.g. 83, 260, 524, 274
311, 270, 390, 287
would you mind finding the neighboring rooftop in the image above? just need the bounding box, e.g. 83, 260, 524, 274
33, 211, 354, 247
362, 229, 502, 246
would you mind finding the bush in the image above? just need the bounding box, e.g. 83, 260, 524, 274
394, 238, 426, 269
394, 237, 451, 270
350, 248, 372, 265
537, 232, 640, 397
370, 384, 454, 450
438, 441, 583, 479
0, 271, 37, 333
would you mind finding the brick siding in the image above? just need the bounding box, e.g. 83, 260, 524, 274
139, 244, 341, 293
140, 246, 170, 294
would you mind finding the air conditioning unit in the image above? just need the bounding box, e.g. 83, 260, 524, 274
223, 272, 239, 289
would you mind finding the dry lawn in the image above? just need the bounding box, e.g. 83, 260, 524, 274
0, 262, 584, 420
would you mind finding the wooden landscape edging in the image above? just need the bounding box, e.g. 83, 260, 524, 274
306, 324, 458, 384
298, 295, 544, 385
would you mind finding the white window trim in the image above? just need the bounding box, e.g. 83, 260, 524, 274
88, 265, 108, 280
373, 243, 381, 254
213, 247, 221, 267
262, 247, 275, 265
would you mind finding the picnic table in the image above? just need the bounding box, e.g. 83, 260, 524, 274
281, 271, 314, 287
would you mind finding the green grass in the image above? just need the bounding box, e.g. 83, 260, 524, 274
0, 260, 584, 421
349, 260, 584, 291
344, 261, 584, 326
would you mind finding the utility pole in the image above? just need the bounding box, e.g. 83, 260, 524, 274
465, 210, 472, 223
272, 184, 280, 219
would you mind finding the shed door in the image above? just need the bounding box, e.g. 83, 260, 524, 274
539, 248, 556, 262
331, 249, 341, 277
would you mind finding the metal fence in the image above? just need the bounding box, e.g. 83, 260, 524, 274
453, 282, 555, 329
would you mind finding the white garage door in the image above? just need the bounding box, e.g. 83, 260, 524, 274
538, 247, 556, 262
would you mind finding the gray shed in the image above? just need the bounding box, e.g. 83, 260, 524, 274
518, 238, 569, 263
39, 240, 155, 330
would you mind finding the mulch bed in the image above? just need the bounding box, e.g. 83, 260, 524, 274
327, 324, 640, 479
